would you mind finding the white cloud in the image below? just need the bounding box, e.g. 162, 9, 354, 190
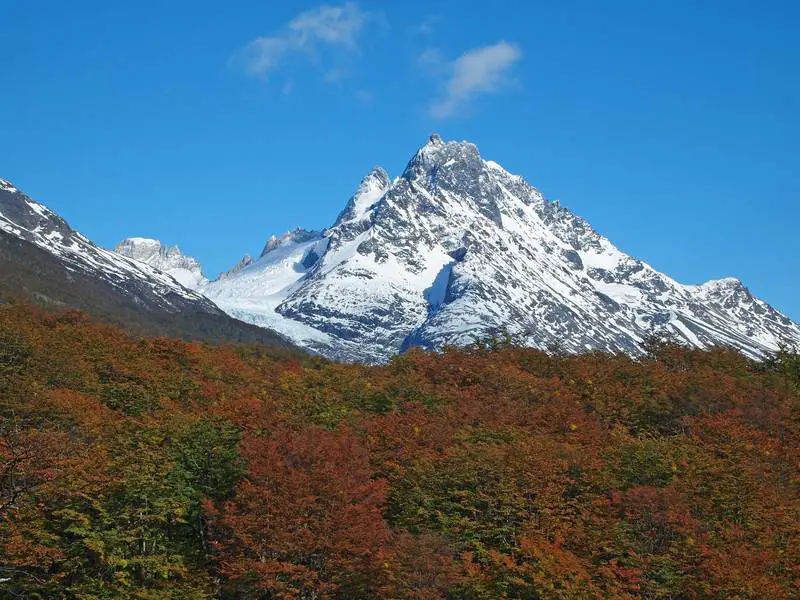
289, 3, 366, 46
241, 37, 291, 77
234, 3, 371, 80
427, 41, 522, 118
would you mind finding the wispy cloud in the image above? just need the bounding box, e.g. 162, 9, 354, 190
232, 3, 372, 81
324, 67, 348, 83
354, 89, 374, 106
412, 15, 441, 36
289, 2, 368, 47
418, 47, 446, 74
425, 41, 522, 118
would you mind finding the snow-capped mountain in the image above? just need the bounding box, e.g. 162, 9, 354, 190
0, 179, 213, 312
115, 238, 207, 289
0, 178, 293, 347
192, 135, 800, 362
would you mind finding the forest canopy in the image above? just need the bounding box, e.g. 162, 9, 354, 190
1, 302, 799, 599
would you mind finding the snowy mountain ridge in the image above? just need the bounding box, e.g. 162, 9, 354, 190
119, 134, 800, 362
0, 178, 297, 348
0, 181, 212, 311
115, 237, 207, 289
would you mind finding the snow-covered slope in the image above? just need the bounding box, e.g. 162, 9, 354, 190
0, 178, 296, 347
201, 229, 334, 348
0, 180, 214, 312
115, 238, 207, 289
120, 136, 800, 362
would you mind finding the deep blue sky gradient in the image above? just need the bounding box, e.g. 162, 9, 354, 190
1, 0, 798, 318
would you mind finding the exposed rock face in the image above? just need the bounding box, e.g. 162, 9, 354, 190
115, 238, 207, 289
217, 255, 254, 281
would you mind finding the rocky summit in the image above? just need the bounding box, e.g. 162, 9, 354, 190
115, 238, 207, 289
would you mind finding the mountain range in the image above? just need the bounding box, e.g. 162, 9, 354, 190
3, 135, 799, 361
0, 178, 294, 348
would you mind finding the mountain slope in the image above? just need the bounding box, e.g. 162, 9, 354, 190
0, 178, 295, 347
202, 228, 333, 347
194, 135, 800, 362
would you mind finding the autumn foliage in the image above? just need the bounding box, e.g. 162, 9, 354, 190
1, 302, 799, 598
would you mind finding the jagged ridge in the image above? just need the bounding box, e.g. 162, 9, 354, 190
115, 238, 207, 289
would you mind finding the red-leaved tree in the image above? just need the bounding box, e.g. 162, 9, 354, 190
207, 427, 390, 598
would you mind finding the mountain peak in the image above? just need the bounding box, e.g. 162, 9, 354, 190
702, 276, 743, 288
0, 178, 19, 193
261, 228, 322, 257
367, 165, 390, 183
427, 133, 444, 146
116, 237, 182, 260
694, 277, 750, 299
334, 166, 391, 225
398, 134, 511, 226
217, 254, 254, 281
410, 134, 481, 168
115, 237, 206, 289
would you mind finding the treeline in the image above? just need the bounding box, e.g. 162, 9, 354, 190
1, 302, 798, 599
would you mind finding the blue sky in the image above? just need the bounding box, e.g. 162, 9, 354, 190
1, 0, 798, 319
